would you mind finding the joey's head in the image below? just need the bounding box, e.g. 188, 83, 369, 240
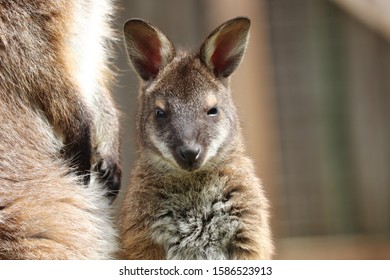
124, 17, 250, 172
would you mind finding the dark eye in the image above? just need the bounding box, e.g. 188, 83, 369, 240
155, 108, 167, 119
207, 107, 218, 116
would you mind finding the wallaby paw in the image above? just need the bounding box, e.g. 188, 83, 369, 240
95, 156, 121, 202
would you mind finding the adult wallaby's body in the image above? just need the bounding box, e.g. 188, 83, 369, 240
119, 17, 273, 259
0, 0, 120, 259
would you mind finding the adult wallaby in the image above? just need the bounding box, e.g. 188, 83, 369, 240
119, 17, 273, 259
0, 1, 120, 259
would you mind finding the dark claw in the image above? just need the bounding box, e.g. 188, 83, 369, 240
95, 158, 122, 202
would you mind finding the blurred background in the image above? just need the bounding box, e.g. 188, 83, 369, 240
112, 0, 390, 259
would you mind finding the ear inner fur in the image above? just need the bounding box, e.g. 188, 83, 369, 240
124, 19, 175, 81
200, 17, 250, 78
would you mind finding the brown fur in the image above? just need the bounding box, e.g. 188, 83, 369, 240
0, 0, 119, 259
119, 17, 273, 259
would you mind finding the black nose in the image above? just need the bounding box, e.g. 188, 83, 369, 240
177, 144, 201, 168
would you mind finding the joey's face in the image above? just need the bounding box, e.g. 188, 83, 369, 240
124, 17, 250, 171
141, 59, 234, 171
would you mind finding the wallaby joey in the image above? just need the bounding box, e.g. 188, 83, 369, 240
119, 17, 273, 259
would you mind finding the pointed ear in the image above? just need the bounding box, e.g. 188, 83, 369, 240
200, 17, 250, 79
123, 19, 175, 81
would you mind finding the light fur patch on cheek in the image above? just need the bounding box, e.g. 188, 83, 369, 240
149, 132, 179, 168
204, 120, 230, 163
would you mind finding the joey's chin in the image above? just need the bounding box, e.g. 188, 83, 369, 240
177, 161, 203, 172
155, 156, 203, 172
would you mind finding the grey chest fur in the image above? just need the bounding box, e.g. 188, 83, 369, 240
150, 177, 240, 260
